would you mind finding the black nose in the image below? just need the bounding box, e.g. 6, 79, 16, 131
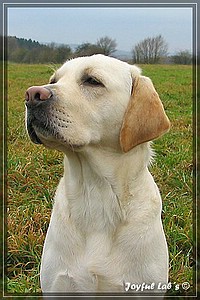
25, 86, 52, 106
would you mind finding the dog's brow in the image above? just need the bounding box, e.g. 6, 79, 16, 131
84, 67, 94, 74
83, 67, 101, 77
82, 67, 105, 83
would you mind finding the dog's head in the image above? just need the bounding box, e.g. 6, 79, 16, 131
25, 54, 170, 153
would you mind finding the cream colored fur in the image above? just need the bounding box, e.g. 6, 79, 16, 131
26, 55, 170, 295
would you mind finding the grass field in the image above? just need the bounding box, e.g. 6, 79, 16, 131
6, 62, 194, 296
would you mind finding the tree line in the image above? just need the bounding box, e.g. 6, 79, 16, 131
7, 36, 117, 64
7, 35, 192, 65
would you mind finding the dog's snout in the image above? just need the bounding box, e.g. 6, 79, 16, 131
25, 86, 52, 105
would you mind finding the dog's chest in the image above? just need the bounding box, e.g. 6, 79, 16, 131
46, 181, 124, 286
67, 178, 124, 234
49, 173, 125, 254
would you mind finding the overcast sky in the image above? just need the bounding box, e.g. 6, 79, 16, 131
7, 6, 193, 54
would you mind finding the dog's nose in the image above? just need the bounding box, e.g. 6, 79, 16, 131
25, 86, 52, 105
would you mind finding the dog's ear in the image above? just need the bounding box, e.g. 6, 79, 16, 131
120, 76, 170, 153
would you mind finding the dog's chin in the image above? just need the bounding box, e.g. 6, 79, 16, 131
27, 123, 43, 145
27, 122, 86, 152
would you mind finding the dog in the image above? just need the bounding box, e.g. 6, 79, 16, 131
25, 54, 170, 294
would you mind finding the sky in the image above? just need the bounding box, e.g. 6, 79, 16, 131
7, 6, 193, 54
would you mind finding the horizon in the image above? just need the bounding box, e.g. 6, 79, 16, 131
8, 35, 192, 57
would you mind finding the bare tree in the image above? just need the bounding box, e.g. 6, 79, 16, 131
132, 35, 168, 64
172, 50, 192, 65
74, 43, 104, 57
96, 36, 117, 56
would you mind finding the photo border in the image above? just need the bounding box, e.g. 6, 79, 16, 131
1, 0, 199, 298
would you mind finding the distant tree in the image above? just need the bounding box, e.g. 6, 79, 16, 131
96, 36, 117, 56
7, 36, 19, 61
172, 50, 192, 65
132, 35, 168, 64
74, 42, 104, 57
55, 45, 72, 63
37, 46, 56, 63
10, 48, 28, 63
7, 36, 72, 63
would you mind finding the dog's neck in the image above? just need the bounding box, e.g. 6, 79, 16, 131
64, 143, 151, 190
61, 143, 152, 232
87, 144, 151, 189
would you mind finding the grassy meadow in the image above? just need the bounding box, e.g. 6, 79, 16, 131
6, 62, 194, 296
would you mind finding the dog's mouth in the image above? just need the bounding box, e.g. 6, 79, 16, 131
27, 120, 43, 144
26, 110, 85, 151
26, 109, 60, 145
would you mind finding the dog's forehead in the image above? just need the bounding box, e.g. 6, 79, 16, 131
56, 55, 133, 79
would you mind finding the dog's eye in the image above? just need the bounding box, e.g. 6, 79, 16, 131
84, 77, 103, 86
49, 78, 57, 84
49, 75, 57, 84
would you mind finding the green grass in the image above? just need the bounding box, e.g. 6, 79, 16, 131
6, 63, 194, 296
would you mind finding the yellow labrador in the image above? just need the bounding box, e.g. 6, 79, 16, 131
25, 55, 170, 294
